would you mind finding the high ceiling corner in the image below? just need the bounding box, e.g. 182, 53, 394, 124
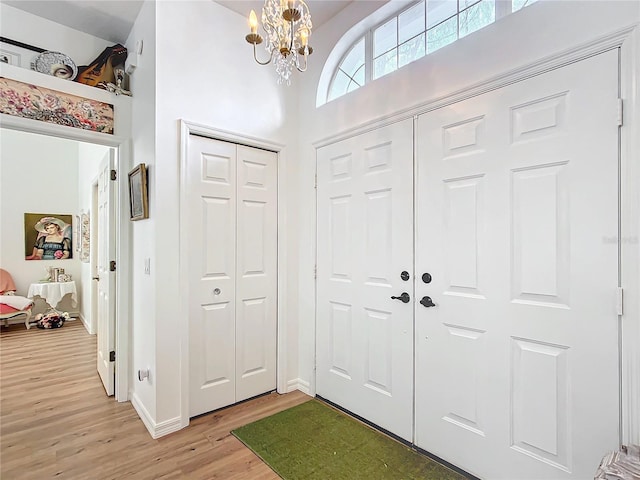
2, 0, 144, 44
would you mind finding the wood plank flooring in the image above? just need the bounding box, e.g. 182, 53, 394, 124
0, 320, 311, 479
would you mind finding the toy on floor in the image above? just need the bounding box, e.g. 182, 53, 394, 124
33, 310, 69, 329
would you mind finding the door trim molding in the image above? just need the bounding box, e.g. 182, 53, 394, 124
619, 26, 640, 447
178, 120, 288, 428
0, 116, 132, 404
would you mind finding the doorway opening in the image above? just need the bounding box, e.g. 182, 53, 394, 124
0, 125, 130, 401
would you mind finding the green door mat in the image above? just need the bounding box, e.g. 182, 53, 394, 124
232, 399, 466, 480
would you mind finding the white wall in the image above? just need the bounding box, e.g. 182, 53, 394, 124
126, 0, 158, 424
77, 142, 110, 332
0, 129, 81, 314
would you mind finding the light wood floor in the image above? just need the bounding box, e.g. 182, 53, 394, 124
0, 320, 311, 479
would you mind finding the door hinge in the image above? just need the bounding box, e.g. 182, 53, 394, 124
109, 350, 116, 362
110, 169, 117, 181
110, 260, 116, 272
617, 98, 623, 127
314, 265, 317, 279
314, 173, 317, 190
616, 287, 623, 316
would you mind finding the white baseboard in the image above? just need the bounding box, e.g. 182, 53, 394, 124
78, 312, 95, 335
78, 312, 91, 334
286, 378, 311, 395
131, 392, 183, 439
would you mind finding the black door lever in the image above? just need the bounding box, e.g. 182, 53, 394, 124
391, 292, 411, 303
420, 296, 436, 308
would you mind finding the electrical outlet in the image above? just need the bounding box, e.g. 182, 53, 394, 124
144, 258, 150, 275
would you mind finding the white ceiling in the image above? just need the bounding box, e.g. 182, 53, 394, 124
217, 1, 353, 28
2, 0, 144, 44
2, 0, 357, 45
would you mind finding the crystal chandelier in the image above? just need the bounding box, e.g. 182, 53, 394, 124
245, 0, 313, 85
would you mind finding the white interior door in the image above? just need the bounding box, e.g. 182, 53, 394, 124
188, 135, 277, 417
96, 150, 116, 396
415, 50, 620, 479
316, 119, 414, 441
235, 145, 278, 402
189, 136, 237, 416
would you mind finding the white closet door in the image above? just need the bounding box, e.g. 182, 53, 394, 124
235, 145, 278, 402
316, 119, 414, 441
415, 50, 619, 479
188, 136, 237, 417
188, 136, 278, 417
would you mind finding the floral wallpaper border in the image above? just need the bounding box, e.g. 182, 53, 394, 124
0, 77, 114, 134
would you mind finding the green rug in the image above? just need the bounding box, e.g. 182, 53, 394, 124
232, 399, 465, 480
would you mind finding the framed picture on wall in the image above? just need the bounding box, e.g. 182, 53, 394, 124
24, 213, 73, 260
0, 48, 22, 66
0, 37, 42, 69
128, 163, 149, 221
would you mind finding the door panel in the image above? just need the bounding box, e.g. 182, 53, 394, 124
415, 50, 619, 479
235, 145, 277, 402
96, 150, 115, 396
316, 119, 414, 441
189, 136, 237, 416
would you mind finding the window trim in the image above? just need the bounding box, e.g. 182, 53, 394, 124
328, 38, 366, 101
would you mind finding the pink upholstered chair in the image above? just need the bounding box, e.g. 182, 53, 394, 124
0, 269, 34, 328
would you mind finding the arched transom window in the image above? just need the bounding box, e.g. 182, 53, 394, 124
326, 0, 539, 103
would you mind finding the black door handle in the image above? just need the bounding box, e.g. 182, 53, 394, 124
420, 296, 436, 308
391, 292, 411, 303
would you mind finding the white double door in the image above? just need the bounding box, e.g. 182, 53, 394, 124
316, 50, 620, 479
188, 135, 278, 418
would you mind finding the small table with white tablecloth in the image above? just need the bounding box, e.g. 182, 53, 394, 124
27, 281, 78, 313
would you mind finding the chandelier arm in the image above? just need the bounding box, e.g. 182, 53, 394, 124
288, 19, 295, 53
253, 42, 273, 66
295, 52, 308, 72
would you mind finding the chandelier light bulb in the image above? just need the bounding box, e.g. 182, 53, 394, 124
249, 10, 258, 34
